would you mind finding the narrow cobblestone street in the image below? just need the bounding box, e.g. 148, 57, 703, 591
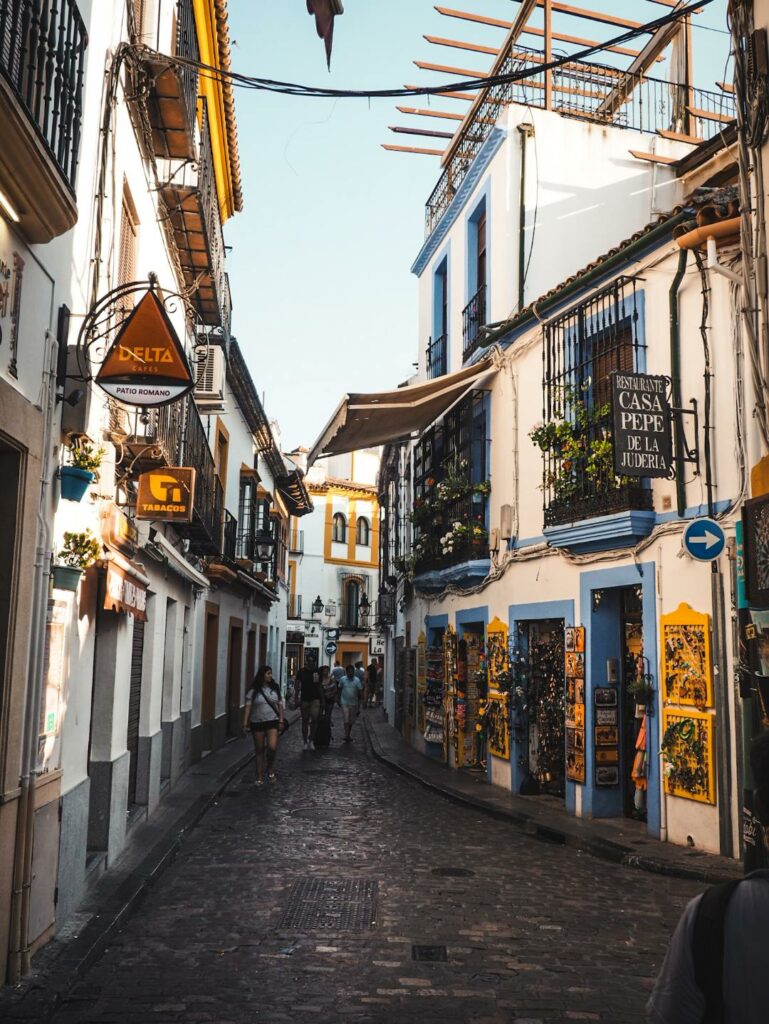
44, 711, 702, 1024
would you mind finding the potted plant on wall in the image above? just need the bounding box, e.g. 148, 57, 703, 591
59, 441, 105, 502
53, 530, 101, 592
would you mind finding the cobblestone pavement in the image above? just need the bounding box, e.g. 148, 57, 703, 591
48, 711, 702, 1024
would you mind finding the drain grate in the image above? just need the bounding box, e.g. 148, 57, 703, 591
290, 807, 358, 820
412, 944, 447, 962
431, 867, 474, 878
280, 878, 377, 931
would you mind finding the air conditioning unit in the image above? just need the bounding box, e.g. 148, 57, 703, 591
193, 345, 226, 410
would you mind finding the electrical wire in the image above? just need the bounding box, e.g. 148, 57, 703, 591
147, 0, 713, 102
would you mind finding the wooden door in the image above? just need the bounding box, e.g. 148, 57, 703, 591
226, 618, 243, 737
201, 604, 219, 724
126, 618, 145, 805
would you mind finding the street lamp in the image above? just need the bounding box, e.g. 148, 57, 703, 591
312, 595, 324, 616
359, 593, 370, 629
254, 533, 276, 561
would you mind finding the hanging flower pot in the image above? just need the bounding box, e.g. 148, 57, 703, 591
59, 466, 94, 502
52, 565, 83, 592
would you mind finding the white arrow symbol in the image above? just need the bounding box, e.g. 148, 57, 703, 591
689, 529, 721, 550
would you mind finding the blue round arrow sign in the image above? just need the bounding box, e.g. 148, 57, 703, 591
325, 641, 338, 656
683, 518, 726, 561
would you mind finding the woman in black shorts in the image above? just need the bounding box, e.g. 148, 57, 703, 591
242, 666, 284, 786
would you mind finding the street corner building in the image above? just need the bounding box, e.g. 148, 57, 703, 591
0, 0, 312, 983
310, 2, 769, 871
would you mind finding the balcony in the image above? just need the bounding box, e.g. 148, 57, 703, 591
222, 509, 237, 562
160, 102, 229, 331
289, 530, 304, 555
413, 491, 489, 575
462, 285, 486, 361
426, 334, 447, 380
143, 0, 199, 160
424, 39, 735, 235
288, 594, 302, 620
377, 592, 396, 627
0, 0, 87, 241
113, 396, 222, 556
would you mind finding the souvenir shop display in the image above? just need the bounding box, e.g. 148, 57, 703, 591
565, 626, 586, 783
660, 604, 713, 709
528, 624, 566, 794
423, 640, 446, 746
443, 627, 458, 762
592, 687, 619, 788
661, 709, 716, 804
456, 632, 484, 767
416, 632, 427, 734
485, 618, 511, 758
486, 695, 510, 758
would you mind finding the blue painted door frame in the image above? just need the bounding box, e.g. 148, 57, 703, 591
578, 562, 660, 836
455, 607, 489, 778
508, 601, 575, 810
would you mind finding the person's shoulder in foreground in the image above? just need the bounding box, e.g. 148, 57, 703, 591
648, 731, 769, 1024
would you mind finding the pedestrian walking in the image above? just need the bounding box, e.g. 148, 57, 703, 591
242, 666, 284, 786
339, 664, 363, 742
647, 732, 769, 1023
366, 659, 380, 707
297, 655, 323, 750
331, 660, 345, 686
321, 665, 338, 719
355, 660, 366, 706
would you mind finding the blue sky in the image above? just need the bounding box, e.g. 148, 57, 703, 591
225, 1, 730, 451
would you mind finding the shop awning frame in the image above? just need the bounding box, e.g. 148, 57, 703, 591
308, 357, 495, 466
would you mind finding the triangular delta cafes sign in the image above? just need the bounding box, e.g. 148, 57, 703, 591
95, 290, 194, 406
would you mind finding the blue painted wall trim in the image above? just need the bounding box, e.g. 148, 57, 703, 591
412, 129, 506, 278
456, 606, 489, 631
415, 558, 491, 592
578, 562, 660, 837
508, 600, 576, 810
431, 239, 451, 376
464, 181, 491, 359
544, 510, 656, 554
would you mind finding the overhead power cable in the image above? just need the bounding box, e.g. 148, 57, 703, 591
156, 0, 713, 101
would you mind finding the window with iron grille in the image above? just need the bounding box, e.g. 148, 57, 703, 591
356, 516, 370, 546
332, 512, 347, 544
536, 277, 652, 528
236, 476, 257, 561
412, 391, 489, 573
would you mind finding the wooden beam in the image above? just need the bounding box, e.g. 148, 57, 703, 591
424, 35, 497, 57
658, 128, 703, 144
595, 17, 683, 117
397, 105, 465, 121
414, 59, 489, 78
629, 149, 677, 164
717, 80, 734, 94
404, 86, 477, 101
382, 144, 445, 156
687, 105, 737, 124
544, 0, 553, 110
433, 6, 668, 59
508, 1, 648, 32
389, 125, 455, 140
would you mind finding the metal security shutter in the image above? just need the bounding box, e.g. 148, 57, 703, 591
127, 618, 145, 806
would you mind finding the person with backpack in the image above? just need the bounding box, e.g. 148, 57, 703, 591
647, 731, 769, 1023
242, 666, 284, 786
297, 654, 323, 750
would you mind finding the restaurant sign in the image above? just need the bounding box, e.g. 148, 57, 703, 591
611, 372, 673, 478
136, 467, 196, 522
95, 290, 194, 406
104, 562, 148, 621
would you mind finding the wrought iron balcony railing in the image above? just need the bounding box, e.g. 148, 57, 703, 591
424, 38, 736, 236
426, 334, 447, 380
0, 0, 87, 188
177, 397, 222, 555
143, 0, 199, 160
462, 285, 486, 360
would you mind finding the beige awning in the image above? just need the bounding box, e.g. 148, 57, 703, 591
308, 358, 495, 466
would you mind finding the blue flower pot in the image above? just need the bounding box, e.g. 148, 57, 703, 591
52, 565, 83, 592
59, 466, 94, 502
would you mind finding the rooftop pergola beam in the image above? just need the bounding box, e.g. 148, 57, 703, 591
404, 85, 477, 102
382, 144, 446, 156
508, 0, 648, 32
595, 15, 684, 117
397, 105, 465, 121
389, 125, 455, 140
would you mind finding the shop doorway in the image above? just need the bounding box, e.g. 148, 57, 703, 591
126, 618, 145, 807
518, 620, 566, 797
456, 628, 485, 771
200, 603, 219, 750
226, 618, 243, 738
620, 586, 646, 821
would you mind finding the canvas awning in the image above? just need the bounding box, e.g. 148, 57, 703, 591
308, 358, 495, 466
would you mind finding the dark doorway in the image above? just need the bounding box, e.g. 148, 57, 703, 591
245, 627, 256, 690
226, 618, 243, 737
259, 626, 268, 671
519, 620, 566, 798
126, 618, 145, 806
201, 604, 219, 747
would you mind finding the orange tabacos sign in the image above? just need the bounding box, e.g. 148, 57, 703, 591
136, 467, 196, 522
95, 290, 193, 406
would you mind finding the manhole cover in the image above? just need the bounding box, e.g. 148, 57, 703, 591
431, 867, 474, 878
291, 807, 358, 820
280, 878, 377, 931
412, 945, 447, 962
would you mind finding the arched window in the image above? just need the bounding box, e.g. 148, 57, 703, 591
332, 512, 347, 543
356, 516, 370, 546
343, 580, 360, 627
